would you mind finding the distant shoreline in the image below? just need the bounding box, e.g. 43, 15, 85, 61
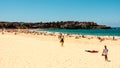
1, 28, 120, 38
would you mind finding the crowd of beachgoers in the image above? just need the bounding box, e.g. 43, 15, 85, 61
0, 29, 119, 41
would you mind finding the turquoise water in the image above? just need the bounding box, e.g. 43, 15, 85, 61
37, 28, 120, 36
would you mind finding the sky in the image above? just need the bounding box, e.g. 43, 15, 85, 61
0, 0, 120, 27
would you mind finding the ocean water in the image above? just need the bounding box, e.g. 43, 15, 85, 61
37, 27, 120, 36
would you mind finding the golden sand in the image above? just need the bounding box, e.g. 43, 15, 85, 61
0, 29, 120, 68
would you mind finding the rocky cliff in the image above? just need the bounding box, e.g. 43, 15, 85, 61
0, 21, 111, 29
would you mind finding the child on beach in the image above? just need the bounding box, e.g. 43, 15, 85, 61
102, 45, 110, 62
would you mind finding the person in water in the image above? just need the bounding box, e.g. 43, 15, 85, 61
102, 45, 109, 61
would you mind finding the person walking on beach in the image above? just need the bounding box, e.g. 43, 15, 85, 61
58, 33, 62, 40
59, 34, 64, 47
102, 45, 109, 61
2, 28, 4, 34
113, 36, 115, 40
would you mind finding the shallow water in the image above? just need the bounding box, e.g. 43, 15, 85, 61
37, 27, 120, 36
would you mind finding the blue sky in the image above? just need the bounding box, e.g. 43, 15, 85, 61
0, 0, 120, 27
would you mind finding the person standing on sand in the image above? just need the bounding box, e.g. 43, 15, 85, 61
113, 36, 115, 40
60, 35, 64, 47
58, 33, 62, 40
2, 28, 4, 34
102, 45, 109, 61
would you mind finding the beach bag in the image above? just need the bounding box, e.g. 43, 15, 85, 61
102, 53, 105, 56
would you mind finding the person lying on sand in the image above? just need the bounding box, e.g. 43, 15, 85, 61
85, 50, 99, 53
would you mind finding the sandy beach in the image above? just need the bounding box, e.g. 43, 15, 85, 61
0, 29, 120, 68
